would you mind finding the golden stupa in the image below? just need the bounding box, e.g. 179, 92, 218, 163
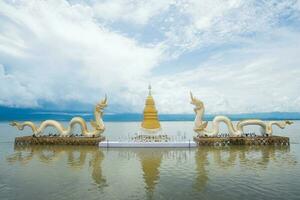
141, 85, 161, 131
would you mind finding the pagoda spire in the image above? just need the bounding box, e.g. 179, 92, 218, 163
148, 84, 152, 96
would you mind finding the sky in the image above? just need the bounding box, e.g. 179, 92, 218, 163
0, 0, 300, 114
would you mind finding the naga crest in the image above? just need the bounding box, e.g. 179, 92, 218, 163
190, 92, 204, 109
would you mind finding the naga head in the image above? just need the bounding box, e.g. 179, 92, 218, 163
91, 95, 108, 132
190, 91, 204, 110
95, 95, 108, 112
190, 92, 207, 132
275, 120, 294, 129
9, 121, 18, 127
9, 121, 22, 129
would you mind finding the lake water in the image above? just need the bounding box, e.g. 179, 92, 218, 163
1, 121, 300, 200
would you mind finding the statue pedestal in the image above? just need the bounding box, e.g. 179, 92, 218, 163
194, 135, 290, 146
15, 135, 105, 146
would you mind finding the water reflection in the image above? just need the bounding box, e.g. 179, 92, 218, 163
194, 145, 296, 191
98, 148, 190, 198
6, 145, 297, 198
137, 149, 162, 194
7, 145, 107, 188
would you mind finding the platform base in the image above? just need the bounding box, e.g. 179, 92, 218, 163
15, 136, 105, 146
194, 135, 289, 146
99, 141, 197, 148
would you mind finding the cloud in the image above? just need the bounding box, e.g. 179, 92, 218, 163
0, 0, 162, 109
160, 0, 300, 56
0, 0, 299, 114
77, 0, 299, 55
152, 30, 300, 114
86, 0, 173, 25
0, 64, 38, 107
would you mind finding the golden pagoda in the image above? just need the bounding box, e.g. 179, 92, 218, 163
141, 85, 161, 131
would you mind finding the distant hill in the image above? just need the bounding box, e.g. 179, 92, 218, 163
1, 106, 300, 121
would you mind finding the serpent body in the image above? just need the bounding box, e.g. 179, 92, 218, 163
190, 92, 292, 137
10, 96, 107, 137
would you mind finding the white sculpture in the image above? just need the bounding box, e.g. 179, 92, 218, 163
10, 96, 107, 137
190, 92, 292, 137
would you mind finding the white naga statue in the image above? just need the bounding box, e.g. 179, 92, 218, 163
190, 92, 293, 137
10, 96, 108, 137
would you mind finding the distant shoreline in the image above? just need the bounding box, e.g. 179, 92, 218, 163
1, 113, 300, 122
1, 106, 300, 121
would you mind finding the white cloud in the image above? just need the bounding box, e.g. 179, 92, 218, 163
0, 64, 38, 107
0, 0, 299, 114
161, 0, 299, 55
0, 0, 162, 108
89, 0, 173, 25
152, 30, 300, 114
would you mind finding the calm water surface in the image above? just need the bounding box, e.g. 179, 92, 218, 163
0, 121, 300, 200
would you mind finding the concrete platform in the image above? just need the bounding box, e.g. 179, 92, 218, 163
194, 135, 290, 146
15, 136, 105, 146
99, 140, 197, 148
